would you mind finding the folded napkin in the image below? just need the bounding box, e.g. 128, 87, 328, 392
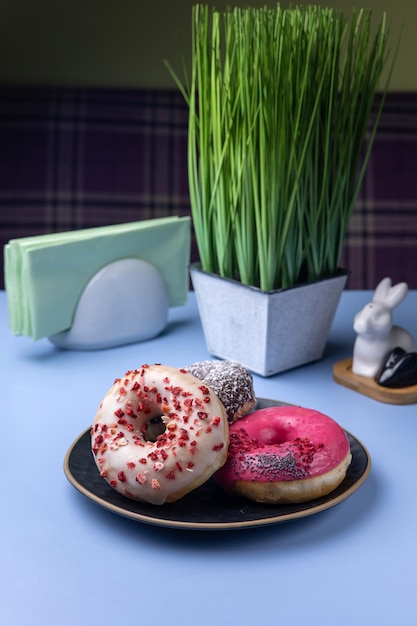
4, 216, 190, 340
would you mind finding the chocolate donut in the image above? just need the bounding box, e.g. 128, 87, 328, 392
186, 360, 256, 423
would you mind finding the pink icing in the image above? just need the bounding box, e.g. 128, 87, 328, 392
215, 406, 350, 492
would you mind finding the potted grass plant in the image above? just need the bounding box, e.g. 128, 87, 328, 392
166, 3, 397, 376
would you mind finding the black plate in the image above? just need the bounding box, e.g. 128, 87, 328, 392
64, 398, 371, 530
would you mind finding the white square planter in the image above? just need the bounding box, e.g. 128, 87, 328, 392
190, 265, 348, 377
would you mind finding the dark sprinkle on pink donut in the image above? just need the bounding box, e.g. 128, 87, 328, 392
223, 428, 320, 483
243, 452, 306, 481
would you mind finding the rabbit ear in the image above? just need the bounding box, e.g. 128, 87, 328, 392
385, 282, 409, 309
373, 277, 408, 309
373, 277, 392, 303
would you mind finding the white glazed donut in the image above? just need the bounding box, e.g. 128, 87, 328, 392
91, 364, 229, 504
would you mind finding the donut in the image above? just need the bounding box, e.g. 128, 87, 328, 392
91, 364, 229, 505
215, 406, 352, 504
186, 360, 256, 422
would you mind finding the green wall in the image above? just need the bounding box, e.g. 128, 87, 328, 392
0, 0, 414, 90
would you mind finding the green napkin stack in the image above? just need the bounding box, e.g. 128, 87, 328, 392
4, 216, 191, 340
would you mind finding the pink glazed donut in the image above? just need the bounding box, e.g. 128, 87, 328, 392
215, 406, 352, 504
91, 364, 229, 505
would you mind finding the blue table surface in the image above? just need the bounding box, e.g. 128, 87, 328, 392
1, 289, 416, 626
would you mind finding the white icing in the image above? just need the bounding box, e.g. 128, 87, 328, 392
91, 364, 229, 504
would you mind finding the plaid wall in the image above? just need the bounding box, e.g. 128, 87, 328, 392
339, 92, 417, 289
1, 87, 416, 291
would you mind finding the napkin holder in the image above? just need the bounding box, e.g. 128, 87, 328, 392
48, 258, 169, 350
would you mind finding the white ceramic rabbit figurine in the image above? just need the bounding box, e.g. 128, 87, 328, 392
352, 277, 416, 378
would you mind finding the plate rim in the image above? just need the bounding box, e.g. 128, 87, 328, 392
64, 400, 372, 531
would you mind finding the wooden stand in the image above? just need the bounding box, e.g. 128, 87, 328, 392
333, 358, 417, 405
